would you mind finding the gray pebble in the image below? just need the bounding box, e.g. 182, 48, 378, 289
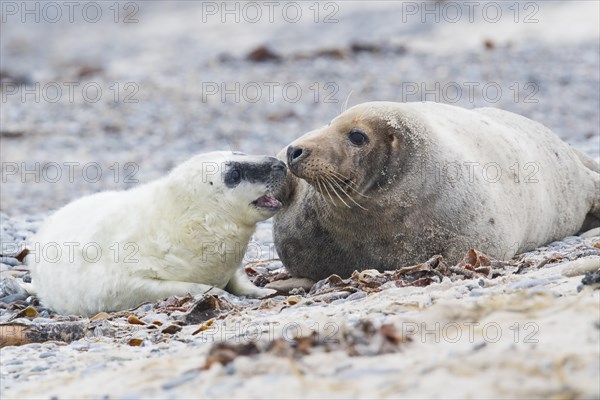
15, 230, 32, 239
0, 257, 19, 266
39, 352, 56, 358
161, 370, 200, 390
470, 288, 490, 297
30, 365, 50, 372
266, 262, 284, 271
69, 341, 90, 351
1, 293, 29, 303
251, 266, 268, 274
346, 291, 367, 301
138, 303, 154, 312
0, 276, 28, 296
225, 363, 236, 375
508, 278, 551, 290
32, 317, 55, 324
3, 359, 23, 366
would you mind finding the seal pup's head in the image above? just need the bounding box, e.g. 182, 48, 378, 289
168, 151, 287, 224
281, 102, 418, 211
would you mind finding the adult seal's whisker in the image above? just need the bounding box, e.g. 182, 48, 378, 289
320, 178, 337, 207
325, 177, 352, 209
327, 170, 371, 199
324, 172, 369, 210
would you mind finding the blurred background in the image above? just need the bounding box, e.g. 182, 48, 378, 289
1, 0, 599, 214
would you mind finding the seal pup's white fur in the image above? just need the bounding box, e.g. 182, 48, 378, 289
28, 151, 286, 316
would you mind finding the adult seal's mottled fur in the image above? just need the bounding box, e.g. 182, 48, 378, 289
273, 102, 600, 281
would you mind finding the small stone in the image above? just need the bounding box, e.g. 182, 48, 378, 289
138, 303, 154, 312
246, 45, 281, 62
161, 370, 200, 390
3, 359, 23, 365
470, 288, 490, 297
483, 39, 495, 49
39, 352, 55, 358
90, 312, 111, 321
128, 338, 144, 346
265, 278, 315, 294
1, 293, 28, 303
31, 317, 54, 324
70, 341, 90, 351
346, 291, 367, 301
127, 315, 146, 325
0, 257, 18, 266
162, 325, 182, 334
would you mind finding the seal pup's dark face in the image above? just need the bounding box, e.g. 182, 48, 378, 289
170, 151, 287, 223
282, 105, 404, 211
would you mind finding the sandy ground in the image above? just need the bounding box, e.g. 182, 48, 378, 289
1, 1, 599, 398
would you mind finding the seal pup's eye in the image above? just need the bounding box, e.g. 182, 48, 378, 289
225, 169, 242, 186
348, 130, 368, 146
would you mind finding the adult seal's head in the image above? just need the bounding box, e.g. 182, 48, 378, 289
279, 103, 427, 212
273, 102, 599, 281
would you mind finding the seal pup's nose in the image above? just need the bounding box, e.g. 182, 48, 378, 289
287, 146, 309, 167
271, 160, 287, 172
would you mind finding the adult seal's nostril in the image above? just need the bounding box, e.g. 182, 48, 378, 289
286, 146, 308, 166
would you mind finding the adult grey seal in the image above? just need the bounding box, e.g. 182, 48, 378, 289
273, 102, 600, 281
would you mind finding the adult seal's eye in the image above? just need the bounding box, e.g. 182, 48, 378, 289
225, 169, 242, 186
348, 130, 368, 146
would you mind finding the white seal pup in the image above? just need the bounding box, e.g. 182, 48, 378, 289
273, 102, 600, 281
27, 151, 286, 316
